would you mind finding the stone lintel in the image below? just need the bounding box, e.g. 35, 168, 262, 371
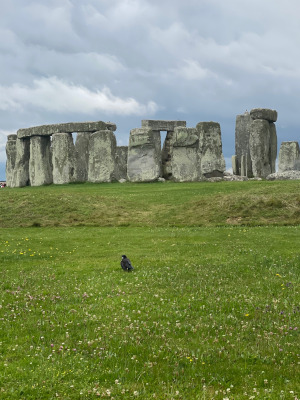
17, 121, 117, 139
250, 108, 277, 123
141, 120, 186, 131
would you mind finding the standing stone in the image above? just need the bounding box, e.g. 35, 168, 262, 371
278, 141, 300, 172
29, 136, 53, 186
269, 123, 277, 173
114, 146, 128, 181
161, 131, 174, 179
240, 154, 247, 177
235, 112, 253, 176
127, 128, 161, 182
170, 127, 200, 182
5, 134, 17, 187
249, 119, 271, 178
231, 155, 238, 175
74, 132, 91, 182
196, 122, 226, 178
88, 130, 117, 183
10, 138, 30, 187
52, 133, 76, 184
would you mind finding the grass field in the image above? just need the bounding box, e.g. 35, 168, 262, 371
0, 181, 299, 399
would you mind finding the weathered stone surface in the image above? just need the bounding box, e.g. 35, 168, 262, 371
269, 123, 277, 173
196, 122, 226, 177
249, 119, 271, 178
52, 133, 76, 184
171, 127, 200, 182
88, 130, 117, 183
10, 138, 30, 187
278, 141, 300, 172
141, 120, 186, 131
231, 155, 238, 175
235, 112, 253, 176
74, 132, 90, 182
250, 108, 277, 122
223, 174, 249, 181
5, 135, 17, 187
127, 128, 161, 182
114, 146, 128, 181
161, 131, 174, 179
17, 121, 116, 139
29, 136, 53, 186
266, 170, 300, 180
240, 154, 247, 177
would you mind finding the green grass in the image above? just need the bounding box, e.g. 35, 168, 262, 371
0, 180, 300, 228
0, 181, 299, 399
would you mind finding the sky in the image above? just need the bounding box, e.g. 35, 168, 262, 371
1, 0, 300, 180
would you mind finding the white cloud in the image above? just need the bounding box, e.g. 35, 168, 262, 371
0, 77, 158, 116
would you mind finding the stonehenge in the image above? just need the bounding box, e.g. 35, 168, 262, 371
4, 108, 300, 187
6, 119, 227, 187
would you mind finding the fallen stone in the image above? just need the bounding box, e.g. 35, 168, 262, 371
118, 178, 127, 183
266, 170, 300, 180
223, 175, 249, 181
250, 108, 277, 122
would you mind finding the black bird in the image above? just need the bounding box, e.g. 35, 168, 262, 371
121, 255, 134, 272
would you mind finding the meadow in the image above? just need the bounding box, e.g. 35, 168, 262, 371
0, 180, 299, 399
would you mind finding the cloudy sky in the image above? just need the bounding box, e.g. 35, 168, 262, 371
1, 0, 300, 179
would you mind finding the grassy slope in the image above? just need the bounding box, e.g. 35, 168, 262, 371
0, 181, 299, 399
0, 180, 300, 228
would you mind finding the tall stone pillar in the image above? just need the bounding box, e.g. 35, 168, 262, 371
74, 132, 90, 182
235, 112, 253, 176
10, 137, 30, 187
249, 119, 271, 178
114, 146, 128, 181
249, 108, 278, 178
127, 128, 161, 182
269, 123, 277, 173
197, 122, 226, 178
170, 127, 200, 182
88, 130, 117, 183
5, 134, 17, 187
278, 141, 300, 172
52, 133, 76, 184
162, 130, 174, 179
29, 136, 53, 186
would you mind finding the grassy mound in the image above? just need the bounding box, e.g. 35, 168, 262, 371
0, 180, 300, 228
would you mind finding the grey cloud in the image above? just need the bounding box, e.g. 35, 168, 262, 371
0, 0, 300, 179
